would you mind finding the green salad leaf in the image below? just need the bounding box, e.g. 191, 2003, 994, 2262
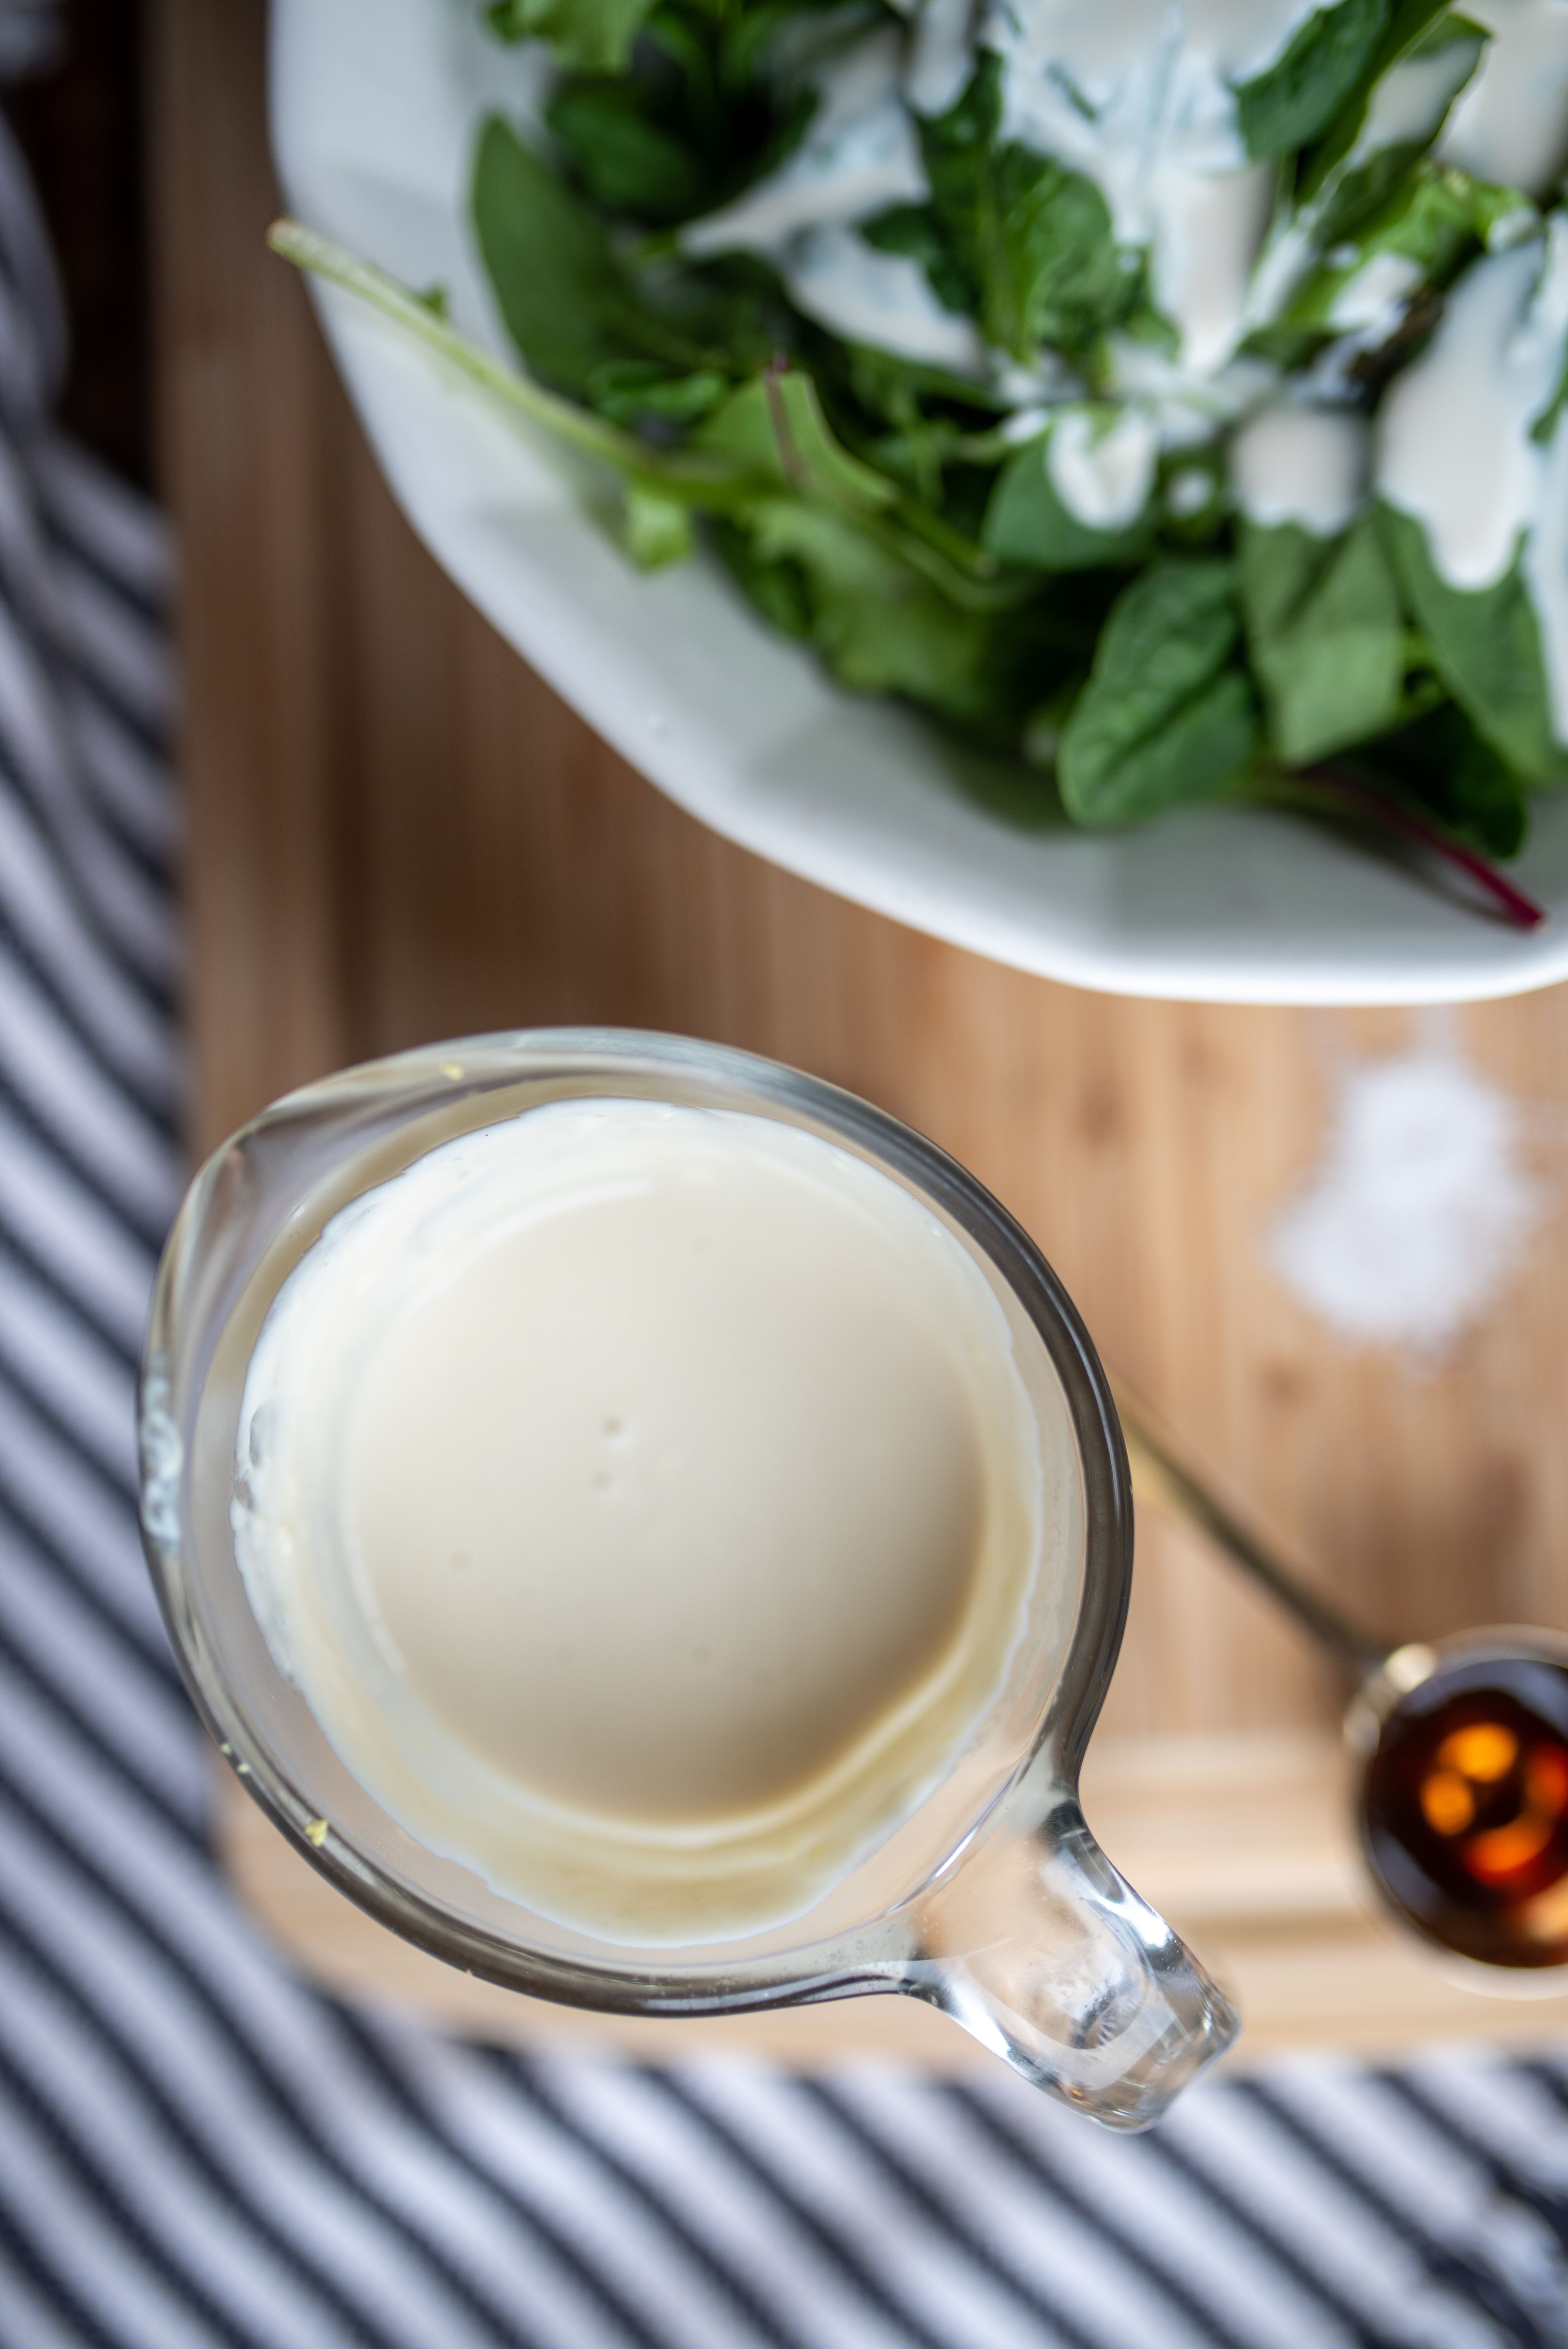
726, 501, 1036, 724
267, 0, 1568, 923
487, 0, 656, 75
1283, 162, 1530, 334
472, 115, 703, 392
1058, 563, 1258, 823
1234, 0, 1391, 162
1367, 699, 1532, 854
1296, 0, 1471, 201
1379, 505, 1560, 781
1240, 514, 1405, 763
879, 54, 1142, 367
983, 417, 1153, 571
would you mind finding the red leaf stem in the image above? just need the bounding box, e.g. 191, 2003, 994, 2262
1286, 769, 1548, 931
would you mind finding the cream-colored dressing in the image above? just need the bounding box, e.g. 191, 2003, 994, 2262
232, 1100, 1049, 1944
1376, 225, 1568, 590
1525, 404, 1568, 738
1352, 35, 1487, 163
1230, 403, 1369, 534
683, 27, 925, 261
1047, 403, 1159, 527
680, 23, 968, 365
1327, 249, 1424, 336
905, 0, 975, 115
1436, 0, 1568, 199
785, 226, 986, 368
1145, 158, 1277, 374
984, 0, 1316, 370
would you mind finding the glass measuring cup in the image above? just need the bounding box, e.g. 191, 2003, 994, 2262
1115, 1378, 1568, 1980
138, 1030, 1237, 2130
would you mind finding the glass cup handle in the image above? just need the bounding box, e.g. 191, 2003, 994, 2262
906, 1795, 1239, 2130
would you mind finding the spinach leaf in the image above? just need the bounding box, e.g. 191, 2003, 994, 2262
544, 2, 817, 228
861, 203, 973, 315
1379, 504, 1559, 778
1058, 562, 1258, 823
472, 115, 714, 392
910, 54, 1140, 364
1241, 514, 1406, 763
546, 77, 711, 218
486, 0, 656, 75
982, 417, 1153, 571
1234, 0, 1390, 161
1367, 699, 1532, 854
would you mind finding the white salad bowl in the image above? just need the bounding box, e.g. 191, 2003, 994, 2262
270, 0, 1568, 1006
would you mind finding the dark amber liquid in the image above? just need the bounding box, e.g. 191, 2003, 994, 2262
1360, 1656, 1568, 1967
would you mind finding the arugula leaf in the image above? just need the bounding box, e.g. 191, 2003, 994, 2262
1379, 504, 1559, 779
1058, 562, 1258, 823
910, 54, 1140, 364
713, 515, 815, 636
1234, 0, 1390, 161
486, 0, 656, 74
723, 500, 1042, 729
982, 416, 1153, 572
586, 359, 730, 422
696, 368, 899, 509
624, 484, 695, 565
1242, 515, 1406, 763
268, 215, 776, 557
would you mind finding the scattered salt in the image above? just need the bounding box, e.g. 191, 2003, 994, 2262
1268, 1037, 1549, 1360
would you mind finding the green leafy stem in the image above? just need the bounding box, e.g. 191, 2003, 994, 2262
267, 218, 1024, 615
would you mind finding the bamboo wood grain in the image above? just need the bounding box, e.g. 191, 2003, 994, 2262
159, 0, 1568, 2056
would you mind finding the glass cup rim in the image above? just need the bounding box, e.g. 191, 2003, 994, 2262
139, 1026, 1135, 2011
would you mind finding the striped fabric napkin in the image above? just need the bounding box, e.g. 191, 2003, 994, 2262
4, 22, 1568, 2345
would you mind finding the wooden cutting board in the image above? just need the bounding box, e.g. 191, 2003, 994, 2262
158, 0, 1568, 2060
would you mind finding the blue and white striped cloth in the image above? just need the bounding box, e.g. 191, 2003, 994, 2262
6, 41, 1568, 2349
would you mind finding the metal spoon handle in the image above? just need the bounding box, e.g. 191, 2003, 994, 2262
1107, 1372, 1393, 1677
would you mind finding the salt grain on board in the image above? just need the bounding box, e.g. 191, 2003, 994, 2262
1269, 1036, 1548, 1360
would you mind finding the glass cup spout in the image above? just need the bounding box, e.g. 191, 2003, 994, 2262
906, 1766, 1239, 2126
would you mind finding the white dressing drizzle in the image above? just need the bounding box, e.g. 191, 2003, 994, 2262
906, 0, 975, 114
1351, 36, 1486, 164
683, 26, 925, 258
786, 225, 987, 366
672, 0, 1568, 697
1436, 0, 1568, 200
1376, 223, 1568, 589
1230, 403, 1370, 533
982, 0, 1319, 369
1524, 406, 1568, 738
1146, 159, 1277, 373
1327, 249, 1424, 334
1047, 403, 1159, 526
